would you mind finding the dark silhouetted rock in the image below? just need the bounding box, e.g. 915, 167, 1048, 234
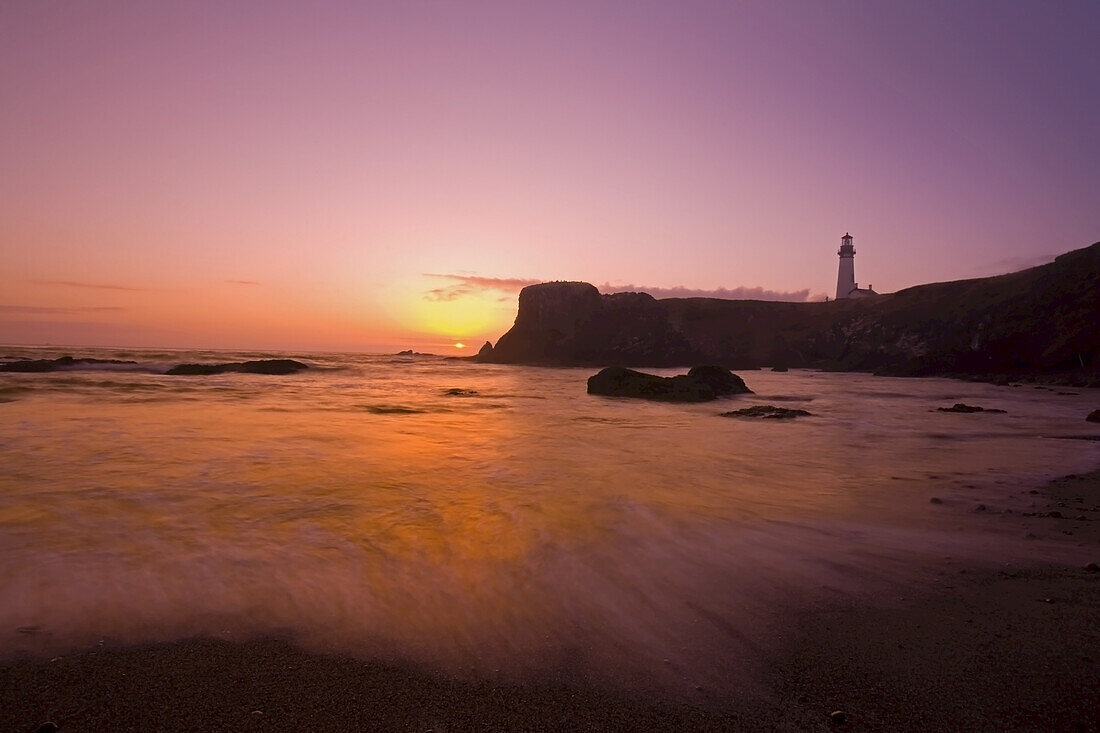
587, 367, 714, 402
685, 365, 753, 396
237, 360, 308, 374
587, 366, 753, 402
166, 359, 309, 376
1087, 409, 1100, 423
480, 241, 1100, 383
771, 366, 789, 372
396, 349, 414, 355
930, 497, 943, 504
936, 403, 1007, 413
443, 388, 478, 396
0, 356, 138, 372
477, 341, 494, 359
721, 405, 812, 419
166, 364, 224, 375
484, 282, 699, 366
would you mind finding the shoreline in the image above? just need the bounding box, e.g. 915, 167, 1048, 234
3, 472, 1098, 731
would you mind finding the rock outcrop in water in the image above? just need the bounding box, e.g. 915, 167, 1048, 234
479, 241, 1100, 384
936, 403, 1007, 414
0, 356, 310, 376
587, 365, 751, 402
166, 359, 309, 376
683, 365, 753, 396
0, 356, 138, 372
721, 405, 812, 419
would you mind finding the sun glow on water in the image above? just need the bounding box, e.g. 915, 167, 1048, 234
1, 351, 1097, 694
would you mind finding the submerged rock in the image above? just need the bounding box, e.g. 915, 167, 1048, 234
166, 359, 309, 376
1087, 409, 1100, 423
721, 405, 812, 419
936, 403, 1007, 413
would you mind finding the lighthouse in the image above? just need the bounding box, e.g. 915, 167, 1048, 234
835, 233, 877, 299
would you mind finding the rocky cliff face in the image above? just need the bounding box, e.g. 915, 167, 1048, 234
480, 242, 1100, 384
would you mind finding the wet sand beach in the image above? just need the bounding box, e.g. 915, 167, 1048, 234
3, 469, 1097, 732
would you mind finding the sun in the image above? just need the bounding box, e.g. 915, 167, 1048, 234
454, 342, 466, 349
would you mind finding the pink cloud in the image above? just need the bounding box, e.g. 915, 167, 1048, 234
424, 273, 825, 303
0, 305, 127, 315
423, 274, 542, 301
597, 283, 825, 302
30, 280, 147, 292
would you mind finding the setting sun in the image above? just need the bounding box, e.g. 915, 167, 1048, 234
454, 342, 466, 349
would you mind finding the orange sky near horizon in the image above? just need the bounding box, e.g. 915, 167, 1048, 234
2, 2, 1097, 353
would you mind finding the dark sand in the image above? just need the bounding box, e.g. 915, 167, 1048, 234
3, 471, 1098, 732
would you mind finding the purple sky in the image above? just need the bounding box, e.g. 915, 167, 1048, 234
2, 1, 1098, 351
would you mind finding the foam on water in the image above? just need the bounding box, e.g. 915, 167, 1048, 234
1, 347, 1098, 696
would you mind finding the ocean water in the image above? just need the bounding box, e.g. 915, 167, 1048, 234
1, 347, 1098, 695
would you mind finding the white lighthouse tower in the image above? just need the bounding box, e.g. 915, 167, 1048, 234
835, 233, 876, 299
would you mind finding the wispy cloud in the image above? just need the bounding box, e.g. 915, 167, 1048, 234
31, 280, 147, 292
598, 283, 824, 302
423, 273, 823, 303
423, 274, 541, 301
0, 305, 127, 315
226, 279, 261, 286
989, 253, 1056, 273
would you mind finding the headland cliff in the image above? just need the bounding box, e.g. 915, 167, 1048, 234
478, 241, 1100, 385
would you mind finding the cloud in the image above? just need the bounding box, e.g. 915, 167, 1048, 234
423, 274, 542, 301
421, 273, 823, 303
989, 253, 1056, 274
0, 305, 126, 315
597, 283, 824, 302
31, 280, 147, 291
226, 279, 261, 286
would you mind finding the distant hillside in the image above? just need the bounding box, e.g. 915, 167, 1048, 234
478, 241, 1100, 385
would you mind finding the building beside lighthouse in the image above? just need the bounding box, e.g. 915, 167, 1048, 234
835, 233, 877, 299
